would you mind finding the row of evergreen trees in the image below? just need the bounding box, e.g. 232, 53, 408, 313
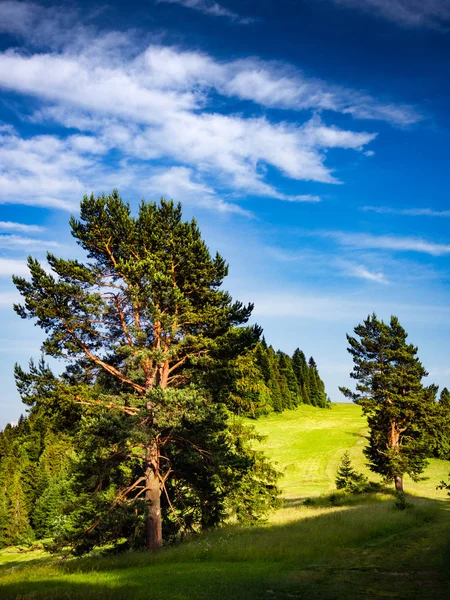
0, 410, 75, 547
255, 342, 329, 412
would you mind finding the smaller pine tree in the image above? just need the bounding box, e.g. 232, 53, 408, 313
335, 452, 368, 493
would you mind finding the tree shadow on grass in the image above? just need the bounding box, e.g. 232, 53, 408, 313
2, 495, 450, 600
345, 430, 368, 439
0, 563, 276, 600
0, 580, 140, 600
283, 486, 394, 509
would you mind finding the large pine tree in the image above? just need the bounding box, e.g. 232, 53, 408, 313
13, 192, 277, 551
340, 314, 436, 492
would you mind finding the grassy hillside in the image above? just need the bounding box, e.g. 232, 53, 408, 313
1, 403, 450, 599
253, 403, 450, 499
253, 403, 368, 497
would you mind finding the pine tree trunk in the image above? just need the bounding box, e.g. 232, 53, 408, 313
145, 441, 162, 549
394, 475, 403, 492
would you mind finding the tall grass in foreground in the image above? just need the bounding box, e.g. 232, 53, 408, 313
104, 494, 431, 567
1, 404, 449, 599
1, 492, 448, 600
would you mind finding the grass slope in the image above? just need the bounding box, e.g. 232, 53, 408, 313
1, 403, 450, 599
254, 403, 368, 497
254, 403, 450, 499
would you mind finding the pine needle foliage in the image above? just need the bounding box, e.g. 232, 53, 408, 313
11, 192, 280, 553
341, 314, 438, 492
335, 451, 368, 493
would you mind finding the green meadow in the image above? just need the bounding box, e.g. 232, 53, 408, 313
1, 403, 450, 599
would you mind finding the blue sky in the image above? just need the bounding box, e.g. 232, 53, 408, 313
1, 0, 450, 426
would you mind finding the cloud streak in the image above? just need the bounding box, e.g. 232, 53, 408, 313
316, 230, 450, 256
362, 205, 450, 217
0, 4, 422, 128
0, 2, 387, 210
251, 290, 450, 324
328, 0, 450, 28
0, 2, 425, 214
144, 166, 255, 217
157, 0, 255, 24
268, 246, 389, 284
344, 263, 388, 284
0, 221, 45, 233
0, 258, 29, 277
0, 235, 60, 250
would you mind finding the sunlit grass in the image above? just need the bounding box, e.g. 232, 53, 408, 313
253, 403, 450, 499
1, 403, 449, 599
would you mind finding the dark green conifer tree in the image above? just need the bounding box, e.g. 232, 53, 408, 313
270, 348, 292, 410
255, 342, 272, 383
292, 349, 310, 404
278, 352, 300, 407
432, 387, 450, 459
12, 192, 278, 552
5, 468, 33, 545
341, 314, 437, 492
207, 349, 271, 417
335, 451, 367, 492
440, 387, 450, 407
308, 357, 328, 408
261, 346, 282, 412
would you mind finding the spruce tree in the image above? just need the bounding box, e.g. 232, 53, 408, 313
278, 352, 300, 407
264, 346, 284, 412
255, 342, 272, 383
13, 192, 276, 551
292, 349, 310, 404
308, 357, 319, 406
433, 387, 450, 459
5, 470, 33, 545
335, 451, 367, 492
440, 387, 450, 407
308, 357, 328, 408
340, 314, 436, 492
208, 350, 271, 417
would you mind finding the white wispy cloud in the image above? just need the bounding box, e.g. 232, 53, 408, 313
362, 205, 450, 217
0, 291, 21, 307
278, 194, 321, 203
0, 258, 29, 276
0, 235, 60, 250
144, 166, 254, 217
220, 58, 421, 126
343, 263, 388, 284
0, 2, 423, 212
0, 4, 421, 128
0, 51, 377, 207
0, 221, 45, 233
135, 46, 421, 126
0, 132, 102, 210
315, 230, 450, 256
157, 0, 255, 24
251, 290, 450, 323
268, 246, 389, 284
328, 0, 450, 28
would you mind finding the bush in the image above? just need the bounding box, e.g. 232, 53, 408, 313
328, 493, 342, 506
393, 492, 412, 510
302, 497, 316, 507
437, 476, 450, 495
